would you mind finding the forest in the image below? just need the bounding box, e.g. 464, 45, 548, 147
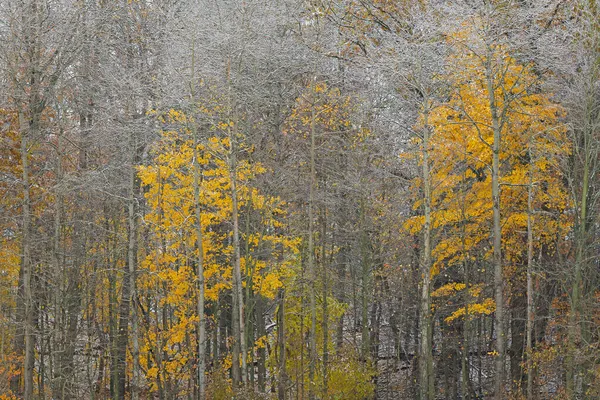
0, 0, 598, 399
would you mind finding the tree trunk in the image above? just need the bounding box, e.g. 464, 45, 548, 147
307, 82, 317, 400
19, 110, 35, 399
277, 289, 286, 400
360, 206, 370, 363
51, 125, 64, 398
190, 41, 207, 400
130, 129, 141, 400
419, 106, 434, 400
108, 216, 118, 399
335, 246, 346, 354
256, 295, 266, 392
193, 128, 206, 399
526, 160, 534, 400
461, 259, 470, 399
230, 122, 247, 387
114, 128, 140, 400
567, 144, 589, 397
461, 160, 471, 399
321, 209, 329, 398
487, 59, 505, 400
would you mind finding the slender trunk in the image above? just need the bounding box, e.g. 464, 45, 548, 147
114, 128, 139, 400
58, 107, 91, 399
230, 141, 247, 387
352, 256, 358, 347
307, 82, 317, 400
214, 300, 220, 364
256, 295, 266, 392
108, 217, 118, 399
227, 60, 247, 387
277, 289, 286, 400
244, 209, 255, 389
321, 210, 329, 398
155, 171, 166, 400
247, 292, 255, 388
419, 106, 434, 400
526, 153, 534, 400
567, 145, 589, 397
193, 135, 206, 400
335, 246, 346, 354
51, 124, 63, 397
129, 147, 140, 400
299, 255, 305, 400
370, 286, 381, 390
11, 271, 24, 394
190, 41, 206, 400
360, 204, 370, 362
39, 284, 45, 399
461, 153, 470, 399
487, 60, 505, 400
461, 260, 470, 399
19, 111, 35, 399
411, 234, 421, 397
46, 121, 64, 399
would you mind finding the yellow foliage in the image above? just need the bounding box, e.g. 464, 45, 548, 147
137, 106, 298, 396
405, 23, 572, 326
431, 282, 466, 298
324, 348, 375, 399
445, 298, 496, 323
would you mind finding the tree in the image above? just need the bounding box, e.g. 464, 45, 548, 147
0, 0, 81, 395
413, 21, 569, 398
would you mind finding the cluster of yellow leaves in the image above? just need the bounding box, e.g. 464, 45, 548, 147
431, 282, 466, 298
137, 107, 298, 395
445, 298, 496, 323
431, 282, 495, 323
406, 22, 571, 282
0, 353, 21, 399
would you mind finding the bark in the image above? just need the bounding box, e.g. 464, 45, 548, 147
114, 127, 140, 400
335, 246, 347, 354
360, 207, 370, 362
277, 289, 286, 400
130, 132, 141, 400
256, 295, 266, 392
321, 209, 329, 398
526, 156, 534, 399
566, 141, 589, 396
190, 41, 206, 400
487, 56, 505, 400
244, 209, 256, 389
19, 110, 35, 399
230, 133, 247, 387
510, 296, 526, 390
461, 161, 471, 399
51, 126, 63, 398
227, 60, 247, 387
108, 216, 118, 399
307, 81, 317, 400
57, 110, 89, 398
419, 106, 434, 400
461, 257, 470, 399
193, 132, 206, 399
